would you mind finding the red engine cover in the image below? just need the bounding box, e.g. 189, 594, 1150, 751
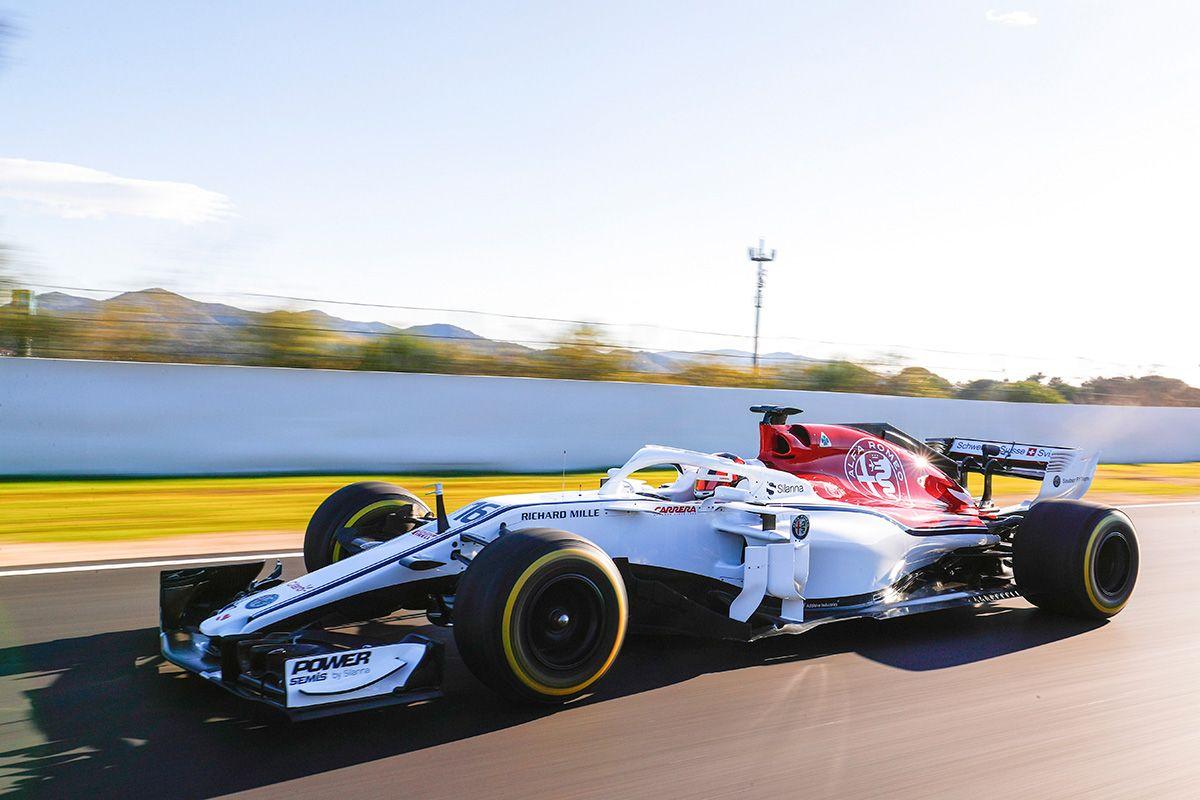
756, 422, 986, 532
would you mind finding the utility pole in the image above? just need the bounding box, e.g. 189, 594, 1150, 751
746, 239, 776, 371
11, 289, 34, 357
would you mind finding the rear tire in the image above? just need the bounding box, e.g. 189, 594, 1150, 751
454, 528, 628, 704
1013, 500, 1138, 619
303, 482, 429, 572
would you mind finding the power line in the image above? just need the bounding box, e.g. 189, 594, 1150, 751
24, 282, 753, 341
16, 280, 1182, 376
35, 310, 1010, 373
9, 305, 1167, 399
15, 342, 1159, 402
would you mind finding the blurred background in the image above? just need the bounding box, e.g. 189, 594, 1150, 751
5, 280, 1198, 405
2, 2, 1199, 406
3, 1, 1200, 559
3, 6, 1200, 800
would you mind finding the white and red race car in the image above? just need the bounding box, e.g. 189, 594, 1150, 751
161, 405, 1138, 719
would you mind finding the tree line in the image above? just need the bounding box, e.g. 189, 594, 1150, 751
1, 283, 1195, 407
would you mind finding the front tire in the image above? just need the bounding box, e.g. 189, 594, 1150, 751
454, 528, 628, 704
303, 481, 430, 572
1013, 500, 1139, 619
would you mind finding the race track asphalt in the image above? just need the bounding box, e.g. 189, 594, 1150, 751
0, 505, 1196, 799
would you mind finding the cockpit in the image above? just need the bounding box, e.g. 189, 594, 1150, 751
603, 448, 766, 503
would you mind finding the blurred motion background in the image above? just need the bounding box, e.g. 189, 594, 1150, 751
1, 2, 1199, 404
4, 280, 1198, 405
2, 2, 1200, 557
2, 8, 1200, 799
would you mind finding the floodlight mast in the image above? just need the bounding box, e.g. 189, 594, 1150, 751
747, 239, 776, 371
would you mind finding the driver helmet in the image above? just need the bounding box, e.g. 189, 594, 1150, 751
695, 453, 746, 498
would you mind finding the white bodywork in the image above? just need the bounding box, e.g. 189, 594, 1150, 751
944, 437, 1099, 505
201, 445, 1003, 639
284, 642, 430, 710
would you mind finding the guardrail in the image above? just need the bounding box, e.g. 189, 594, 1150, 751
1, 358, 1195, 475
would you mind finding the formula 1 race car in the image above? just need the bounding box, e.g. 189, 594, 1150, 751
160, 405, 1139, 719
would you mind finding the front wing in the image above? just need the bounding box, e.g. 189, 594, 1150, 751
160, 563, 443, 721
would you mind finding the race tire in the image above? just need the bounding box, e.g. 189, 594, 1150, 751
1012, 500, 1139, 619
303, 481, 429, 572
453, 528, 628, 704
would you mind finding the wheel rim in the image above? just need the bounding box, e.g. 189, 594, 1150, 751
1095, 530, 1132, 598
524, 573, 605, 672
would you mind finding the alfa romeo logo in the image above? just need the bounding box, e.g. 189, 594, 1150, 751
844, 438, 909, 501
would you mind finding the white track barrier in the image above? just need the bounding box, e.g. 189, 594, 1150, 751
1, 358, 1196, 475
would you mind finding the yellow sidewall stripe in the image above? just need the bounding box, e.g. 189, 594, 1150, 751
345, 499, 410, 528
1082, 513, 1131, 614
501, 548, 628, 697
332, 499, 413, 562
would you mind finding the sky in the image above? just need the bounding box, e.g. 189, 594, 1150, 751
1, 1, 1198, 383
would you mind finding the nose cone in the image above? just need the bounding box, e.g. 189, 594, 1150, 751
199, 606, 253, 636
199, 587, 287, 636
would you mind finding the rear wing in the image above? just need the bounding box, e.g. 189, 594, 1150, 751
926, 437, 1099, 505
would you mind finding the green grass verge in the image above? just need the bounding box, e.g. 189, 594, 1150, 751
1, 465, 1197, 543
0, 473, 663, 543
968, 462, 1200, 501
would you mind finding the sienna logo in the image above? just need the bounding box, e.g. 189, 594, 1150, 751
844, 438, 909, 501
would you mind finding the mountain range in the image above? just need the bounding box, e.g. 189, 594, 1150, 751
17, 288, 815, 372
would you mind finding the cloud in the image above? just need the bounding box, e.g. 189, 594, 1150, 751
986, 10, 1038, 27
0, 158, 233, 223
